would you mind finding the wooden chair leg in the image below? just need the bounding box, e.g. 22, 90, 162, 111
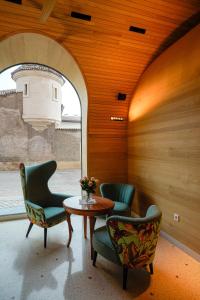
66, 214, 72, 248
84, 216, 87, 239
44, 228, 47, 248
149, 263, 153, 274
93, 250, 97, 266
123, 266, 128, 290
26, 222, 33, 238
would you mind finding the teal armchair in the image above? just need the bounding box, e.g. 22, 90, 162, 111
19, 160, 72, 248
100, 183, 135, 216
92, 205, 162, 289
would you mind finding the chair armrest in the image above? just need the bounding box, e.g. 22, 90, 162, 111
26, 200, 43, 211
52, 193, 73, 200
51, 193, 73, 207
107, 204, 162, 225
25, 200, 46, 226
106, 215, 150, 230
107, 215, 134, 224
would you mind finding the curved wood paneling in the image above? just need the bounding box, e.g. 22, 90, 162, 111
128, 25, 200, 254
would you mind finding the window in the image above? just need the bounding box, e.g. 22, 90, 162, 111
54, 87, 58, 99
23, 83, 29, 97
24, 84, 28, 95
52, 85, 59, 101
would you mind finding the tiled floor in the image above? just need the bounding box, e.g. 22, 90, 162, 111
0, 216, 200, 300
0, 169, 81, 216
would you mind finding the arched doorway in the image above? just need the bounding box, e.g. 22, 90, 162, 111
0, 32, 88, 176
0, 62, 82, 217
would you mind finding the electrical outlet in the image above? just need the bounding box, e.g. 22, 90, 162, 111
174, 213, 180, 222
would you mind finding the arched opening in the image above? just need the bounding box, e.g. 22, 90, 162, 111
0, 33, 88, 218
0, 63, 82, 216
0, 32, 88, 175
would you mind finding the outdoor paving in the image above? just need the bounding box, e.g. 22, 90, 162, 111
0, 169, 81, 216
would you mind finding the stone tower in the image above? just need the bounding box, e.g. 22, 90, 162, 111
12, 64, 64, 131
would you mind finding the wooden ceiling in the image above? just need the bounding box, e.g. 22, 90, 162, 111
1, 1, 199, 118
0, 0, 199, 182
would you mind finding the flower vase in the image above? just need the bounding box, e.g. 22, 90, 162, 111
86, 191, 91, 202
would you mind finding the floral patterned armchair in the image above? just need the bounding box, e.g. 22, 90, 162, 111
92, 205, 162, 289
19, 160, 72, 248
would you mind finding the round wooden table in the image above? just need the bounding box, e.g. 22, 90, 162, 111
63, 195, 114, 259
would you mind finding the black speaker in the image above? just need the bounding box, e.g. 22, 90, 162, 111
6, 0, 22, 4
129, 26, 146, 35
117, 93, 126, 101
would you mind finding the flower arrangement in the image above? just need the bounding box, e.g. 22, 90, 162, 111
80, 176, 98, 197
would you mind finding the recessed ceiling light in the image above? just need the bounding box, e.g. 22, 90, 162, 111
71, 11, 92, 21
129, 26, 146, 34
5, 0, 22, 4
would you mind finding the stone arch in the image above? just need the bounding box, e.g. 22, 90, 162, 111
0, 33, 88, 175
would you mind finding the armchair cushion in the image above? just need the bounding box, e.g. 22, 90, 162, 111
93, 226, 119, 265
44, 207, 66, 227
112, 202, 129, 215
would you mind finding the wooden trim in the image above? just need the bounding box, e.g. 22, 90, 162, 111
161, 231, 200, 263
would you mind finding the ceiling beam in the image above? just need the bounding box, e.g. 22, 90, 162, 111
40, 0, 56, 23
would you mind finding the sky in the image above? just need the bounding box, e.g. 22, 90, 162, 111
0, 65, 81, 116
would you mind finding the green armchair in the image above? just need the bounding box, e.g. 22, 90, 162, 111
19, 160, 72, 248
92, 205, 162, 289
100, 183, 135, 216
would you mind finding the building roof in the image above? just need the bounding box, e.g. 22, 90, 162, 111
59, 115, 81, 129
56, 122, 81, 130
62, 115, 81, 123
0, 89, 17, 96
11, 64, 65, 85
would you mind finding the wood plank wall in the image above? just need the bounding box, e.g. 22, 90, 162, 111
128, 25, 200, 254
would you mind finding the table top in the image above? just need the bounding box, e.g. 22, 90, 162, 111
63, 195, 114, 216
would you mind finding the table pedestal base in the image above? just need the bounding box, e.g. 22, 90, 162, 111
63, 196, 114, 259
